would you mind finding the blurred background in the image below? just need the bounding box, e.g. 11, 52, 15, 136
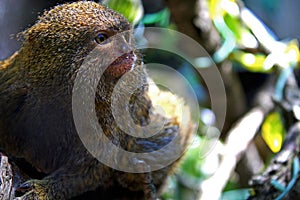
1, 0, 300, 199
2, 0, 300, 60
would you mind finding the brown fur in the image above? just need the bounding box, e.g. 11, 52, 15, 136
0, 1, 194, 199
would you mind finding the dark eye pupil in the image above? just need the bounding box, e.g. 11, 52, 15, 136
95, 33, 108, 44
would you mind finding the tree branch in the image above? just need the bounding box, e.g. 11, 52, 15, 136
199, 107, 265, 200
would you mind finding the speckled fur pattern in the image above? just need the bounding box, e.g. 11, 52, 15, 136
0, 1, 194, 199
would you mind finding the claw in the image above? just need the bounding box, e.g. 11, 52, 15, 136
16, 181, 33, 196
15, 179, 47, 200
18, 181, 32, 190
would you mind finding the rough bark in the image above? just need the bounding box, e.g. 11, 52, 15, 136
0, 152, 29, 200
249, 122, 300, 200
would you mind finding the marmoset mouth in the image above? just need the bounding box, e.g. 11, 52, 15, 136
106, 51, 136, 77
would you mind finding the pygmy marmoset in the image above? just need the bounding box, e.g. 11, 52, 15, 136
0, 1, 194, 199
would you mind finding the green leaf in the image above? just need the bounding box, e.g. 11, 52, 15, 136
221, 189, 251, 200
224, 14, 258, 48
180, 136, 204, 178
261, 111, 286, 153
104, 0, 144, 25
141, 8, 170, 27
231, 51, 269, 72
